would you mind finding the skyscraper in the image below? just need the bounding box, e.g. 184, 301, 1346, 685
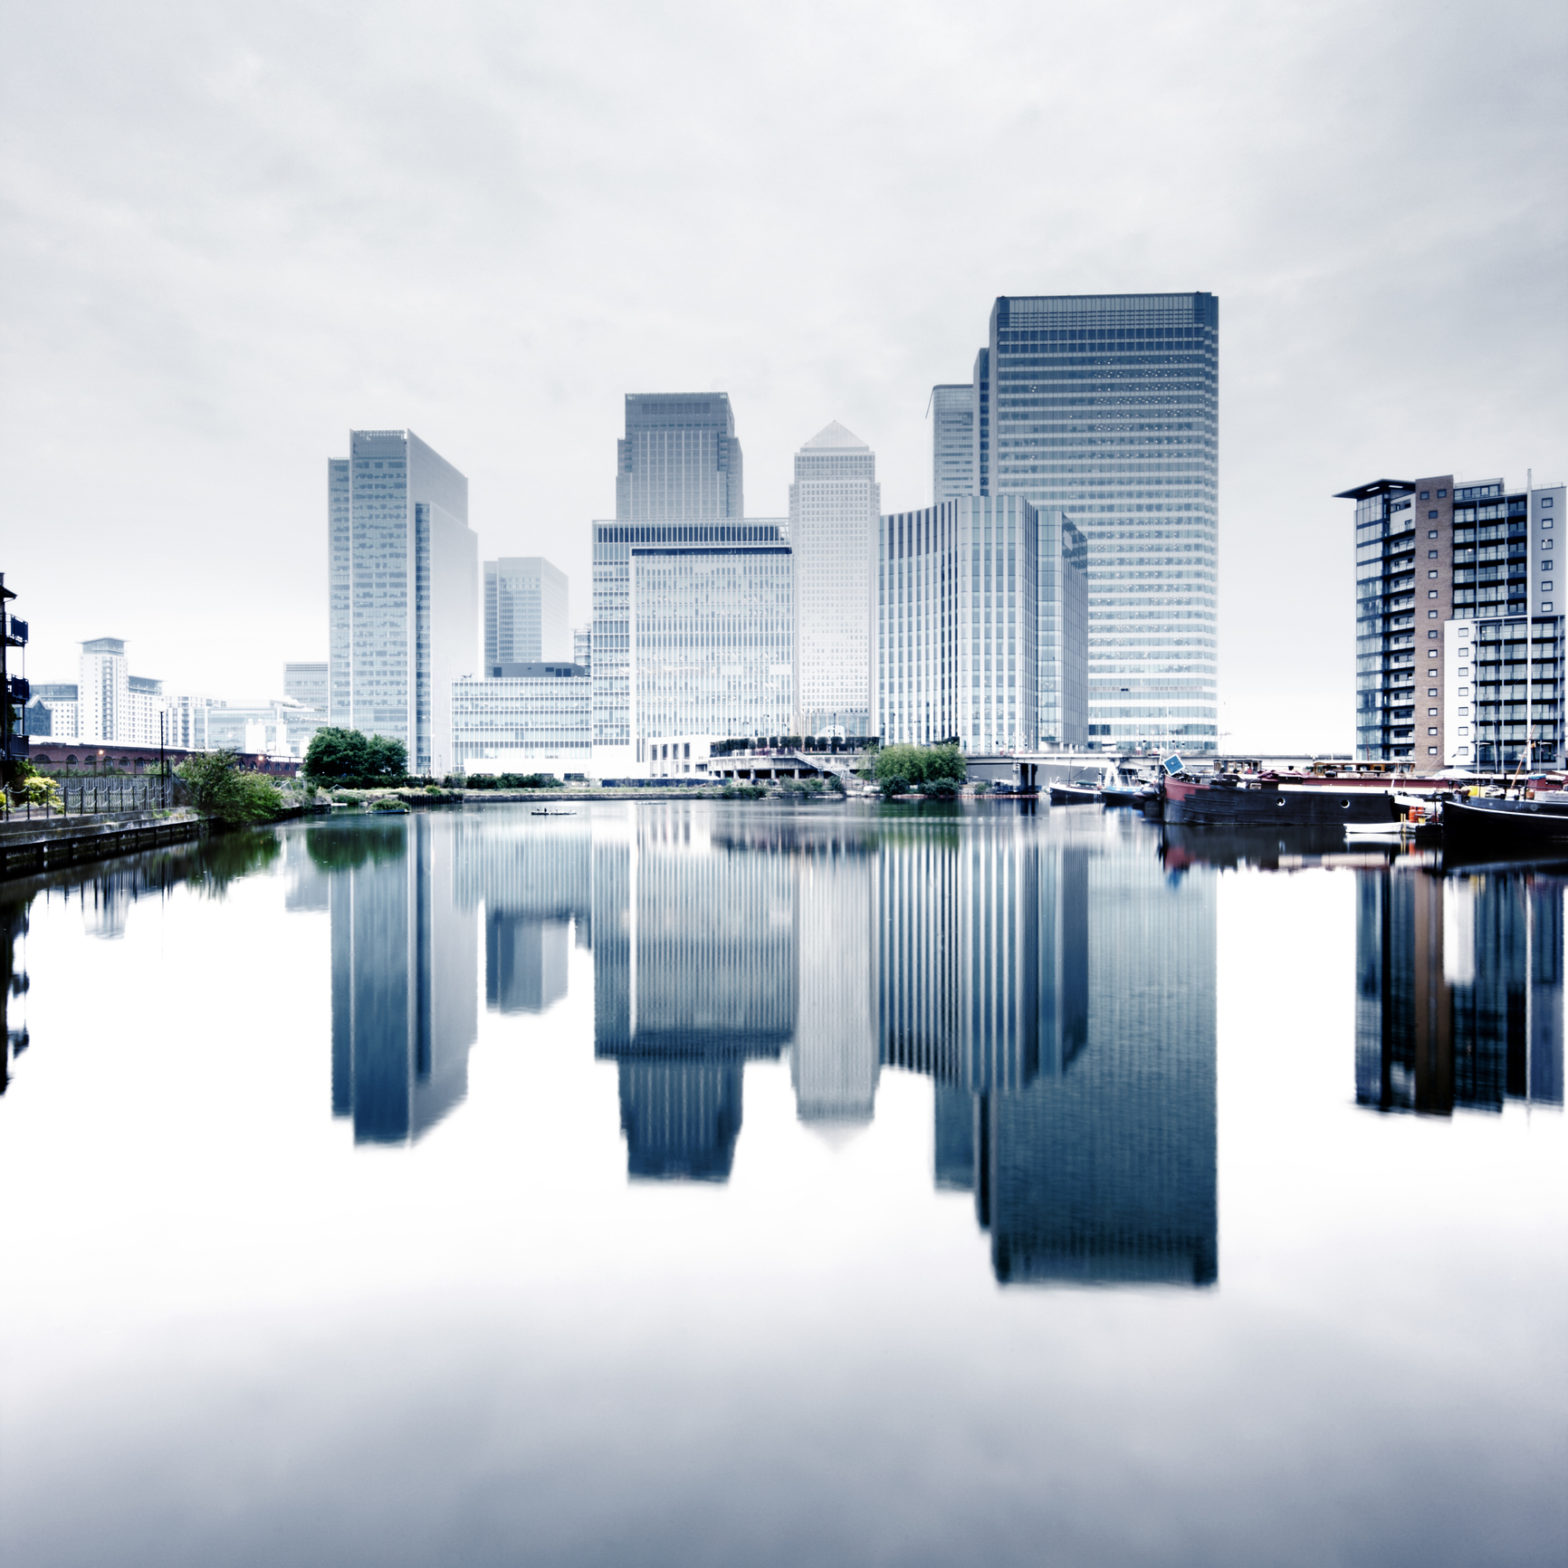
962, 293, 1219, 751
877, 496, 1088, 751
930, 384, 975, 501
593, 390, 769, 769
615, 393, 743, 522
328, 429, 478, 777
483, 557, 569, 669
788, 421, 880, 736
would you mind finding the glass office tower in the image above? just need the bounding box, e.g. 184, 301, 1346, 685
931, 384, 975, 502
483, 557, 569, 669
972, 293, 1219, 751
615, 393, 744, 523
788, 421, 880, 737
328, 429, 478, 777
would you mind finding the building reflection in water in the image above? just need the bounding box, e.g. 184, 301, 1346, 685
593, 813, 797, 1180
1356, 867, 1565, 1115
881, 817, 1216, 1286
314, 818, 478, 1145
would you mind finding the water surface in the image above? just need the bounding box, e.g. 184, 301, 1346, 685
0, 802, 1562, 1566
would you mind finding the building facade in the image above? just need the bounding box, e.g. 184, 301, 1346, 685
23, 682, 79, 740
946, 293, 1218, 750
788, 421, 879, 737
328, 429, 478, 777
592, 520, 786, 767
483, 557, 569, 668
78, 638, 128, 744
629, 542, 793, 754
451, 663, 591, 775
615, 393, 744, 523
1341, 474, 1564, 766
573, 623, 592, 673
283, 662, 328, 714
877, 496, 1087, 753
931, 383, 975, 502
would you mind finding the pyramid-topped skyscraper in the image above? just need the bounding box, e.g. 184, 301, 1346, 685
788, 421, 880, 737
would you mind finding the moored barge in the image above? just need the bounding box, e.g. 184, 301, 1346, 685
1163, 775, 1403, 828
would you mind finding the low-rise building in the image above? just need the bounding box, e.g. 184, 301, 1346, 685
451, 663, 591, 777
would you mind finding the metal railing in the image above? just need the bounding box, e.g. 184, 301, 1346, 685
2, 775, 181, 822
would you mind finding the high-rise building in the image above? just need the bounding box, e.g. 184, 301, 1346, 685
483, 557, 569, 668
615, 393, 744, 522
328, 429, 478, 777
23, 683, 78, 740
592, 519, 785, 767
78, 638, 127, 744
930, 384, 975, 502
1338, 474, 1565, 766
629, 540, 793, 754
283, 662, 328, 714
788, 421, 880, 737
573, 623, 592, 673
593, 393, 759, 771
877, 497, 1088, 752
954, 293, 1218, 751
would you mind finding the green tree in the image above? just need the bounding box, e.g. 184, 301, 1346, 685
177, 750, 285, 826
302, 727, 407, 785
873, 743, 966, 799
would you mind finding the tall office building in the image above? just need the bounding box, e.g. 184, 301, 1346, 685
483, 557, 569, 669
283, 662, 328, 715
593, 392, 757, 770
630, 540, 793, 752
930, 384, 975, 501
1340, 473, 1565, 767
615, 393, 743, 522
788, 421, 880, 736
328, 429, 478, 778
877, 497, 1088, 751
953, 293, 1218, 751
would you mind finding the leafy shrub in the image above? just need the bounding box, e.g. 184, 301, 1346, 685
303, 727, 407, 786
176, 751, 285, 825
873, 744, 966, 799
459, 772, 562, 790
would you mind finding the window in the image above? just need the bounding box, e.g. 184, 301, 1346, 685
1429, 530, 1439, 539
1428, 708, 1438, 716
1428, 569, 1439, 578
1428, 510, 1439, 519
1428, 589, 1439, 597
1458, 707, 1469, 717
1459, 686, 1469, 697
1428, 668, 1439, 676
1458, 726, 1470, 735
1428, 609, 1438, 617
1420, 491, 1430, 500
1428, 726, 1437, 735
1428, 746, 1439, 755
1547, 603, 1555, 612
1428, 550, 1439, 559
1428, 687, 1439, 696
1544, 497, 1555, 508
1438, 489, 1448, 498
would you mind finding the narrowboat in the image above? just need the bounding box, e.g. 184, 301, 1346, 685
1163, 775, 1401, 828
1440, 795, 1568, 847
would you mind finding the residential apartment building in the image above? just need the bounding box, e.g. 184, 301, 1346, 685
788, 421, 879, 737
940, 293, 1219, 750
484, 557, 569, 667
76, 638, 168, 745
1340, 473, 1565, 767
328, 429, 478, 777
22, 682, 78, 739
451, 663, 591, 775
877, 496, 1087, 752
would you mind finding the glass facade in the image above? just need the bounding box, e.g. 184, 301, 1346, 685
788, 422, 879, 736
930, 384, 975, 502
975, 293, 1219, 750
484, 558, 569, 668
877, 496, 1088, 753
615, 394, 744, 523
629, 545, 793, 746
451, 667, 591, 773
592, 521, 786, 750
327, 430, 478, 777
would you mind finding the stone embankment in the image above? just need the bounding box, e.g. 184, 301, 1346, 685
0, 810, 206, 879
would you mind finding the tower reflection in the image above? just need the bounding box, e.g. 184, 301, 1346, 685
1356, 867, 1565, 1115
316, 817, 478, 1144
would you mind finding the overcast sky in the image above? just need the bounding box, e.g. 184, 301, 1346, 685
2, 0, 1563, 750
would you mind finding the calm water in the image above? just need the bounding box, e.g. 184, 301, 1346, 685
0, 802, 1563, 1567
